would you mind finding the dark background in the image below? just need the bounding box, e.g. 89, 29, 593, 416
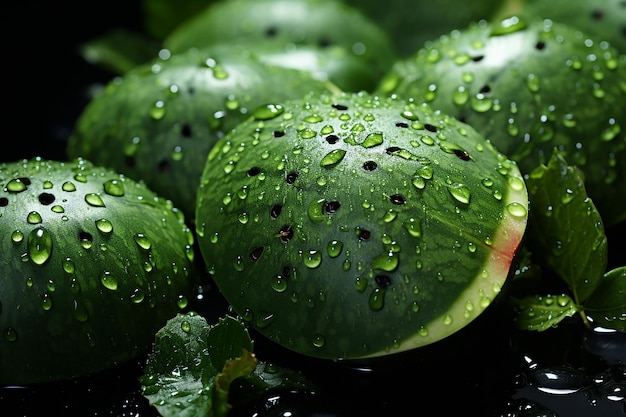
4, 1, 144, 163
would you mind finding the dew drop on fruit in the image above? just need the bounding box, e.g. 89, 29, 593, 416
490, 16, 528, 36
28, 227, 52, 265
134, 233, 152, 250
11, 230, 24, 244
506, 202, 528, 218
320, 149, 346, 167
362, 132, 384, 148
368, 287, 385, 311
100, 271, 118, 290
85, 193, 105, 207
327, 240, 343, 258
130, 288, 145, 304
177, 295, 188, 309
26, 211, 42, 224
41, 293, 52, 311
253, 103, 284, 120
150, 100, 166, 120
4, 327, 17, 342
6, 178, 28, 193
103, 179, 125, 196
95, 218, 113, 234
303, 250, 322, 269
448, 183, 471, 204
312, 334, 325, 348
62, 181, 76, 192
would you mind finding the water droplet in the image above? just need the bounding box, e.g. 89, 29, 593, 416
327, 240, 343, 258
95, 218, 113, 234
130, 288, 145, 304
368, 287, 385, 311
361, 132, 383, 148
525, 73, 540, 92
453, 86, 469, 105
177, 295, 188, 309
371, 251, 399, 272
320, 149, 346, 167
27, 211, 42, 224
85, 193, 105, 207
506, 202, 528, 218
4, 328, 17, 342
28, 227, 52, 265
303, 250, 322, 268
404, 218, 422, 238
253, 103, 284, 120
150, 100, 166, 120
490, 16, 528, 36
134, 233, 152, 250
41, 293, 53, 311
11, 230, 24, 244
100, 271, 118, 290
6, 178, 28, 193
448, 183, 471, 204
103, 179, 125, 196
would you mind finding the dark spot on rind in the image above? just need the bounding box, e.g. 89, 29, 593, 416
332, 103, 348, 111
158, 160, 169, 173
38, 193, 55, 205
471, 55, 484, 62
265, 26, 278, 37
325, 134, 339, 144
79, 231, 93, 243
273, 130, 285, 137
590, 9, 605, 20
285, 172, 298, 185
278, 225, 294, 242
0, 197, 8, 207
535, 41, 546, 50
181, 123, 192, 138
357, 228, 371, 240
362, 161, 378, 171
454, 149, 471, 161
375, 275, 392, 288
323, 200, 341, 213
318, 38, 332, 48
424, 124, 438, 132
395, 122, 409, 128
270, 204, 283, 218
389, 194, 406, 205
250, 246, 264, 261
479, 85, 491, 94
386, 146, 402, 154
247, 167, 261, 177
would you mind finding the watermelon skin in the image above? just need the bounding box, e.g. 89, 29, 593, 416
507, 0, 626, 53
163, 0, 398, 90
195, 91, 528, 360
67, 46, 332, 219
0, 158, 197, 384
341, 0, 506, 56
377, 17, 626, 227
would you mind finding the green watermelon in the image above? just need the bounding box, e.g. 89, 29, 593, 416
377, 16, 626, 226
0, 157, 197, 384
195, 91, 529, 360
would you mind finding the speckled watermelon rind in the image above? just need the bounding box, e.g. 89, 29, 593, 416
377, 17, 626, 226
67, 45, 332, 219
195, 91, 528, 359
0, 157, 197, 384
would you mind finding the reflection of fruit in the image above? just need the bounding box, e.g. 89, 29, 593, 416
195, 91, 528, 360
377, 17, 626, 226
67, 45, 332, 219
0, 158, 197, 384
164, 0, 398, 87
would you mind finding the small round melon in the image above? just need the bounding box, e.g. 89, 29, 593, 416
67, 45, 332, 219
163, 0, 398, 89
0, 157, 197, 384
377, 17, 626, 226
195, 91, 528, 360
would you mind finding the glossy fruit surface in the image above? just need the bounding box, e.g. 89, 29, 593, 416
195, 91, 528, 360
378, 17, 626, 226
0, 157, 197, 384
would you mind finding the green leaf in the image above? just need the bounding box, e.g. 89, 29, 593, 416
525, 150, 608, 303
141, 0, 217, 40
583, 266, 626, 332
79, 28, 161, 74
511, 294, 579, 331
140, 312, 255, 417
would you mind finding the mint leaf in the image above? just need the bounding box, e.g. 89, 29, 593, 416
511, 294, 579, 331
525, 150, 608, 303
583, 266, 626, 332
140, 312, 255, 417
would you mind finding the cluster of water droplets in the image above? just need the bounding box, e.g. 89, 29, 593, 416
0, 160, 195, 346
